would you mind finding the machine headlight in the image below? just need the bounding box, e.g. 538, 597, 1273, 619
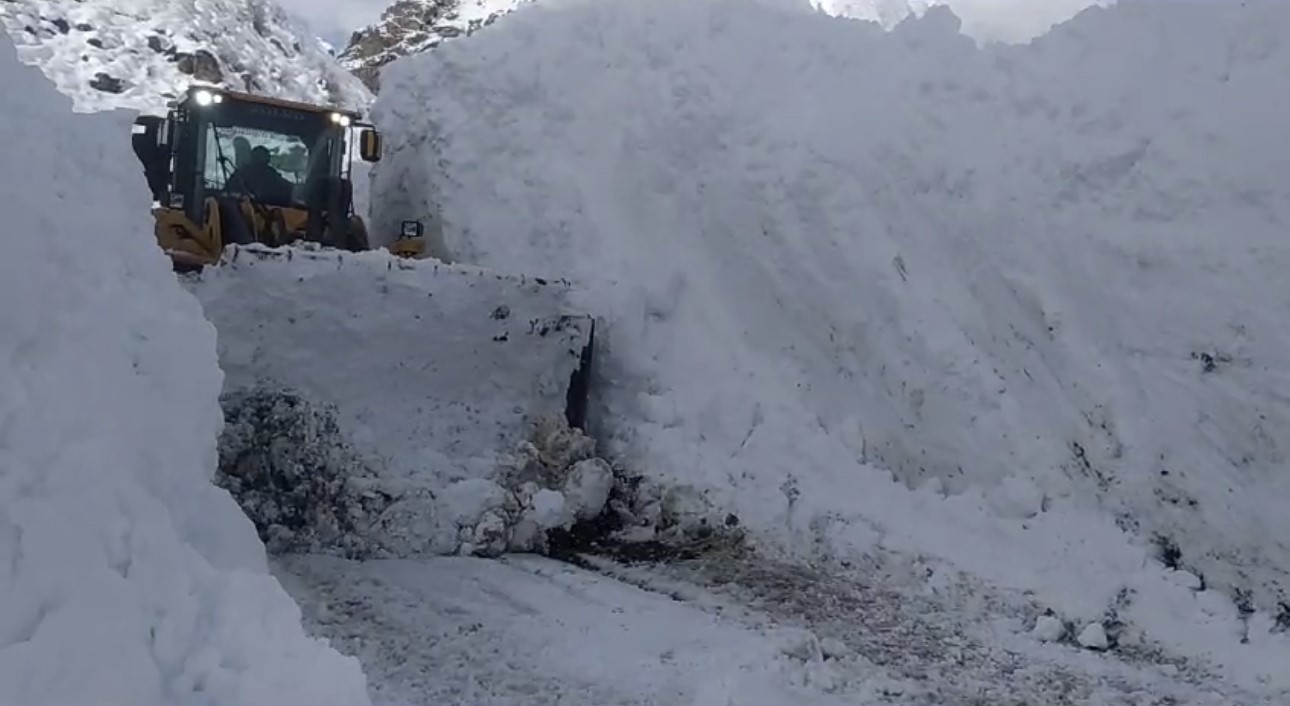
330, 112, 352, 127
192, 89, 223, 106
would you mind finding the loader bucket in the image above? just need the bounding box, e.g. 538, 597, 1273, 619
183, 244, 595, 487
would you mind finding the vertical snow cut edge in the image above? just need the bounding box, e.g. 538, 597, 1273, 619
0, 32, 370, 706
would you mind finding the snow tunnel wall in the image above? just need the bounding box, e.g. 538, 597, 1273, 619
370, 0, 1290, 672
0, 35, 369, 706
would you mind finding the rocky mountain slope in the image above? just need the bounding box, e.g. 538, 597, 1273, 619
340, 0, 526, 92
0, 0, 372, 113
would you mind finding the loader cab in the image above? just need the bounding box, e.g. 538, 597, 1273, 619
132, 85, 385, 268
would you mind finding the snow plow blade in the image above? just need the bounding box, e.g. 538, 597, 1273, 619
182, 244, 595, 481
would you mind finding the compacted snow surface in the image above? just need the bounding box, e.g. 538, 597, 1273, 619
277, 550, 1272, 706
371, 0, 1290, 694
0, 34, 368, 706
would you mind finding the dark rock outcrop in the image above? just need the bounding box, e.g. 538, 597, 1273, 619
340, 0, 522, 92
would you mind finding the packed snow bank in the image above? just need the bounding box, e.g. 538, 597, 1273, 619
0, 36, 368, 705
215, 382, 620, 559
371, 0, 1290, 686
188, 245, 615, 558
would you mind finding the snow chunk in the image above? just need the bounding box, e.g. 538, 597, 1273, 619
1077, 623, 1109, 651
1164, 569, 1203, 592
1031, 615, 1066, 643
529, 489, 569, 528
563, 458, 614, 522
217, 386, 389, 558
818, 636, 852, 660
440, 477, 511, 526
0, 34, 368, 706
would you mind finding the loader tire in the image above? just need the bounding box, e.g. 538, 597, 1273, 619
346, 216, 370, 252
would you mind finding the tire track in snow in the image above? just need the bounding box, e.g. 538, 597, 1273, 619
569, 545, 1274, 706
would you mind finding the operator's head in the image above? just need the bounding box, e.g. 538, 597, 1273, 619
250, 145, 272, 166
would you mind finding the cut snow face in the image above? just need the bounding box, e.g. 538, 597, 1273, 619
370, 0, 1290, 690
192, 246, 640, 560
0, 0, 371, 113
0, 34, 368, 706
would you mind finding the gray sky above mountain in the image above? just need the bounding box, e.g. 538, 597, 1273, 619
279, 0, 386, 46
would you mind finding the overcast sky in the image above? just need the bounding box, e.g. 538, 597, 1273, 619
277, 0, 388, 47
931, 0, 1110, 42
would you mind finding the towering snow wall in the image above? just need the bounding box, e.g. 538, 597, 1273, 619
0, 34, 369, 706
371, 0, 1290, 685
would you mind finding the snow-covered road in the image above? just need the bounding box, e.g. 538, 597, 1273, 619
274, 552, 1275, 706
274, 554, 859, 706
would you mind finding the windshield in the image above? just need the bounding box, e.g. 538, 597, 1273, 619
201, 122, 340, 207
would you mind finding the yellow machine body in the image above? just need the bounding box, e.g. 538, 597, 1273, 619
133, 85, 420, 270
152, 195, 372, 269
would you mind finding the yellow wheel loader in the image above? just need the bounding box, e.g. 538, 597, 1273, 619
130, 86, 597, 481
131, 85, 427, 270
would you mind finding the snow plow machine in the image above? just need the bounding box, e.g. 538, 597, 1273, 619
130, 86, 596, 480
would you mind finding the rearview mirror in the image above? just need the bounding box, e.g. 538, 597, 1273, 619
358, 128, 382, 163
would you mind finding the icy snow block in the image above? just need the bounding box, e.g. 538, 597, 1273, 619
0, 34, 369, 706
185, 245, 593, 486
